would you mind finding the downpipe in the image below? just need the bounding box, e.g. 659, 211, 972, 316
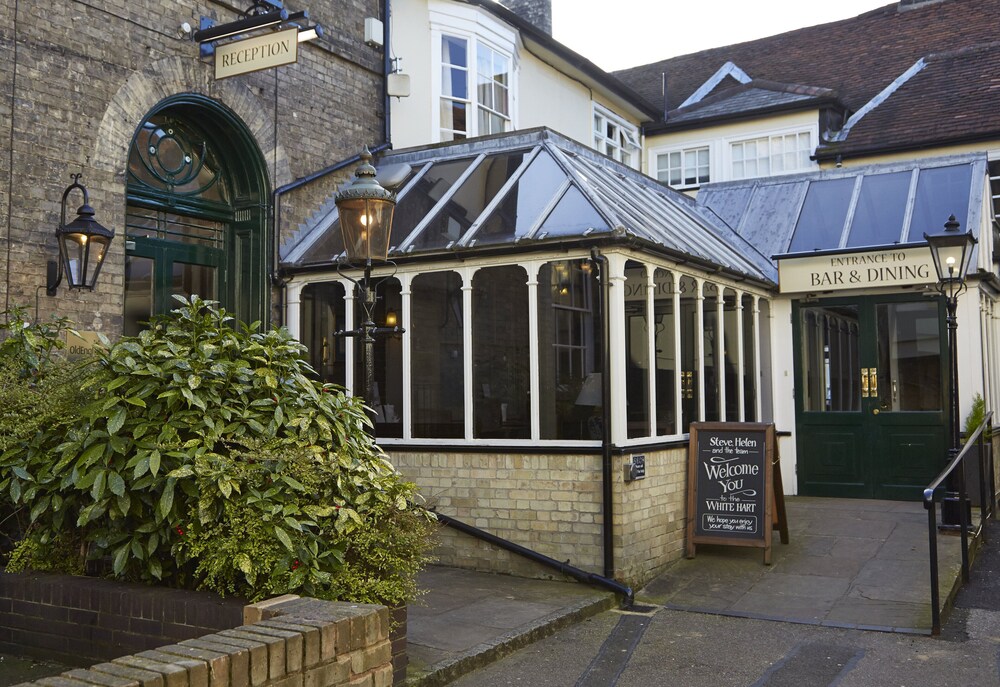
590, 247, 614, 579
433, 511, 634, 606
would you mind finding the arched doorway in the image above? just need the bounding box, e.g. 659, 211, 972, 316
123, 95, 270, 334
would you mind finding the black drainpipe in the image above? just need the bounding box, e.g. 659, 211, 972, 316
271, 0, 394, 325
590, 247, 614, 579
434, 511, 633, 604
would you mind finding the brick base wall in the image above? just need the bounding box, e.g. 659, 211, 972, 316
0, 573, 244, 665
391, 446, 690, 588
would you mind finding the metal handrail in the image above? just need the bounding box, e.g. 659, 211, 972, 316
923, 410, 995, 635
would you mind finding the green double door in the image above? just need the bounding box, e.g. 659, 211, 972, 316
794, 295, 948, 500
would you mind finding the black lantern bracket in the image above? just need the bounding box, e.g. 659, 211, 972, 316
47, 173, 115, 297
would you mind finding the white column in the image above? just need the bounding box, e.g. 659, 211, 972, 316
716, 285, 725, 421
695, 278, 706, 422
462, 267, 476, 441
673, 272, 682, 434
344, 280, 356, 395
607, 254, 629, 444
736, 290, 746, 422
526, 261, 542, 441
646, 265, 657, 436
285, 280, 305, 341
400, 273, 413, 441
753, 295, 763, 422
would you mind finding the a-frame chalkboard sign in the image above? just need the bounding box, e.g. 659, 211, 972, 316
685, 422, 788, 565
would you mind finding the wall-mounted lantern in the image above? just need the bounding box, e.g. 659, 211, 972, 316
47, 174, 115, 296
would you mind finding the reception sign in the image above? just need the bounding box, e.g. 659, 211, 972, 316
777, 245, 936, 294
216, 28, 298, 79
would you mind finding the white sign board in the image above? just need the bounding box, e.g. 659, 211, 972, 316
778, 246, 936, 294
215, 28, 298, 79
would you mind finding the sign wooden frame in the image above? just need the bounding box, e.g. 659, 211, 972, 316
685, 422, 786, 564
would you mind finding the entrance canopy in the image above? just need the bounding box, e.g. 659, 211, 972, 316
282, 128, 775, 284
696, 153, 991, 271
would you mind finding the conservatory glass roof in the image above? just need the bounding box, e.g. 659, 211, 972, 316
283, 128, 776, 283
696, 153, 989, 262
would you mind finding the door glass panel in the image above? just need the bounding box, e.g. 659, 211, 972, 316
800, 305, 861, 412
876, 302, 941, 411
625, 262, 650, 438
124, 255, 154, 336
171, 262, 217, 301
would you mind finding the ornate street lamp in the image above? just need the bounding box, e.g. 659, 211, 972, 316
334, 147, 402, 414
47, 174, 115, 296
924, 214, 977, 526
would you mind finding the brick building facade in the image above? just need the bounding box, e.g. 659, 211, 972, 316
0, 0, 387, 334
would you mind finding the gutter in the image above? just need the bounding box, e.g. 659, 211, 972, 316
591, 247, 615, 580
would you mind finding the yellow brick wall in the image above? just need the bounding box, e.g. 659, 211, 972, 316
389, 446, 691, 587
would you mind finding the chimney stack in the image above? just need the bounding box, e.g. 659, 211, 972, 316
501, 0, 552, 35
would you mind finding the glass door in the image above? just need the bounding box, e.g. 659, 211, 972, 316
794, 295, 947, 499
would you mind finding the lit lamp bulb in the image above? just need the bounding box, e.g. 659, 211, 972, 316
385, 309, 398, 327
946, 255, 956, 277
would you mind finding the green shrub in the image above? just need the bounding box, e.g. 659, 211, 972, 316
964, 393, 987, 439
1, 297, 435, 605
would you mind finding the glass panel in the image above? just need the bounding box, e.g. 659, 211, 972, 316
653, 268, 676, 435
703, 282, 720, 422
475, 151, 565, 245
123, 255, 154, 337
539, 260, 600, 440
392, 158, 475, 248
441, 35, 467, 68
539, 185, 610, 237
351, 278, 403, 437
679, 276, 699, 432
910, 164, 973, 239
742, 294, 756, 422
129, 118, 230, 203
723, 289, 740, 421
876, 302, 941, 412
410, 153, 525, 251
789, 178, 856, 253
799, 305, 861, 412
300, 282, 346, 386
171, 262, 216, 301
625, 262, 650, 438
846, 172, 911, 248
126, 206, 225, 248
473, 267, 529, 439
411, 272, 465, 438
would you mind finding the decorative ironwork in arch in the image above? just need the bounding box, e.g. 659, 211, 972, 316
128, 116, 230, 203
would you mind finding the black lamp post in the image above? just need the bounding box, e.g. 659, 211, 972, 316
924, 214, 977, 525
47, 174, 115, 296
334, 147, 402, 413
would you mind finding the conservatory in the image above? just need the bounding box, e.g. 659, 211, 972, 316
280, 128, 776, 584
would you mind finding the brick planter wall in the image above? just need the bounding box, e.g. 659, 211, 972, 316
0, 574, 407, 687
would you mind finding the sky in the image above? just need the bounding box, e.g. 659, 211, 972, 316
549, 0, 896, 71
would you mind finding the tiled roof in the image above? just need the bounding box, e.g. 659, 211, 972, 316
663, 81, 838, 126
816, 43, 1000, 158
615, 0, 1000, 146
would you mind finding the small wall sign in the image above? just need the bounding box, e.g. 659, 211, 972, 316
686, 422, 788, 564
625, 454, 646, 482
64, 331, 103, 360
215, 28, 298, 80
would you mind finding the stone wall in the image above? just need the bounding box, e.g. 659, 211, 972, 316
390, 444, 689, 587
0, 0, 385, 332
1, 576, 399, 687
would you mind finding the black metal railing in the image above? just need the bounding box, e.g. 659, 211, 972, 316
923, 411, 996, 635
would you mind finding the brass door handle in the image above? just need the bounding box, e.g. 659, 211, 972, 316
869, 368, 878, 398
873, 408, 880, 415
861, 368, 870, 398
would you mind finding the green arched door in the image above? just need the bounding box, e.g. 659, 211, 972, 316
124, 96, 270, 334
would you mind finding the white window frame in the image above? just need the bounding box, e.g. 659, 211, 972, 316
430, 2, 518, 143
653, 145, 712, 189
593, 103, 641, 170
727, 128, 815, 180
